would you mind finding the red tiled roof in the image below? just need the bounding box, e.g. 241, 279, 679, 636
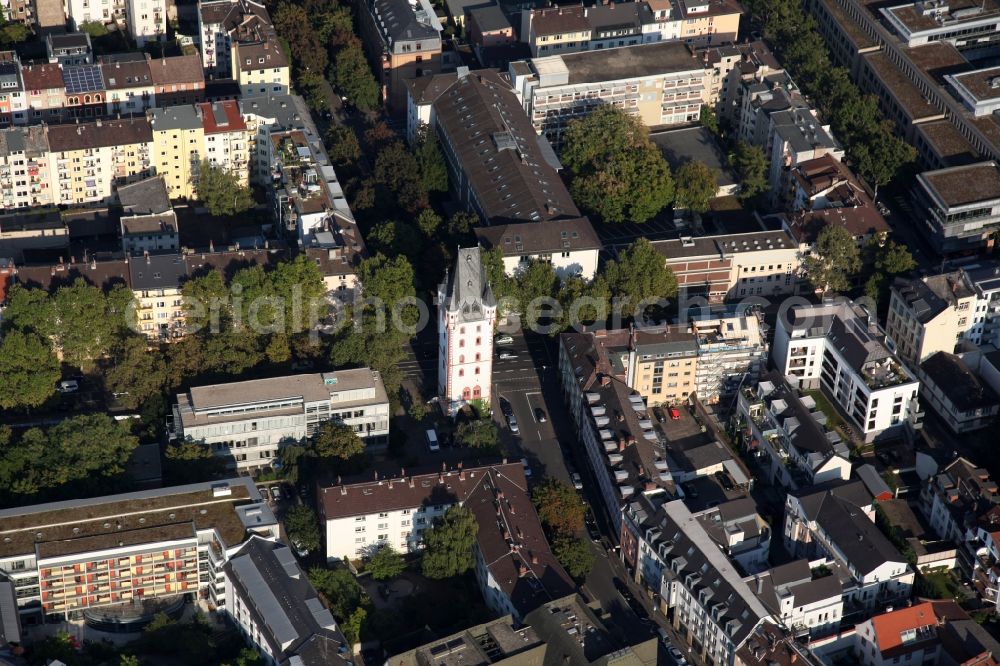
199, 100, 247, 133
872, 601, 968, 654
21, 63, 63, 91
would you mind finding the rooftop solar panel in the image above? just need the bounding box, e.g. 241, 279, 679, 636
63, 65, 104, 94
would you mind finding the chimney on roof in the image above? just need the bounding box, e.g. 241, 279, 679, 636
438, 472, 444, 484
756, 576, 763, 593
618, 437, 626, 452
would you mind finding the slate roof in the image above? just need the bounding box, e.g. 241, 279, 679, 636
370, 0, 440, 43
421, 69, 580, 223
148, 54, 205, 87
753, 560, 842, 615
474, 216, 599, 257
891, 271, 972, 324
921, 352, 999, 412
46, 118, 153, 151
117, 176, 171, 216
440, 245, 496, 321
128, 253, 188, 291
100, 58, 152, 89
224, 537, 350, 665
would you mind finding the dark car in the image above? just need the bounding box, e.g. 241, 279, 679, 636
681, 481, 699, 499
652, 406, 665, 423
715, 471, 735, 491
534, 407, 547, 422
499, 397, 514, 417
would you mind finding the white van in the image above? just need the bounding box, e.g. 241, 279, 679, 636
425, 429, 440, 452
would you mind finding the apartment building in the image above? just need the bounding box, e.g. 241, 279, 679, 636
360, 0, 443, 113
437, 246, 496, 414
782, 154, 890, 244
559, 329, 672, 533
751, 560, 843, 640
101, 57, 154, 116
772, 301, 922, 442
696, 498, 772, 574
199, 100, 250, 177
0, 51, 25, 126
21, 63, 65, 124
886, 270, 977, 364
230, 17, 289, 97
919, 352, 999, 433
630, 326, 699, 405
224, 537, 350, 666
47, 118, 154, 206
510, 41, 711, 149
129, 253, 187, 341
651, 229, 803, 302
148, 54, 206, 107
784, 481, 914, 612
474, 216, 601, 280
149, 105, 204, 200
120, 214, 178, 256
854, 602, 1000, 666
320, 463, 574, 621
914, 161, 1000, 254
691, 312, 767, 404
0, 478, 278, 624
621, 497, 772, 666
125, 0, 167, 45
766, 108, 843, 201
171, 370, 390, 472
922, 457, 999, 553
47, 33, 93, 66
522, 0, 741, 57
1, 0, 31, 23
737, 374, 851, 490
0, 125, 56, 210
198, 0, 271, 76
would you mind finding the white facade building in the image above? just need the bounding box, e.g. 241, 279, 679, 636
750, 560, 843, 639
171, 370, 390, 472
773, 301, 922, 442
437, 247, 496, 416
125, 0, 166, 45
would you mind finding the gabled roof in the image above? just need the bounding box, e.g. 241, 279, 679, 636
21, 63, 64, 91
117, 176, 171, 216
441, 246, 496, 320
870, 601, 966, 656
474, 216, 599, 257
147, 54, 205, 86
100, 58, 152, 89
128, 253, 188, 291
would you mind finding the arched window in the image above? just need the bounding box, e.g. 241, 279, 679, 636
475, 353, 481, 361
472, 386, 482, 398
84, 95, 90, 104
475, 337, 481, 345
474, 367, 480, 375
458, 369, 464, 378
462, 387, 472, 400
459, 354, 465, 363
459, 339, 465, 348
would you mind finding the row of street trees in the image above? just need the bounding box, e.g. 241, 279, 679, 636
744, 0, 916, 192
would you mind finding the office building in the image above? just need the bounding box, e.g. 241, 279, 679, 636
772, 301, 922, 442
474, 216, 601, 281
171, 370, 390, 472
0, 478, 278, 624
914, 161, 1000, 254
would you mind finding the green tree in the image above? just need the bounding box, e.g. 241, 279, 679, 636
367, 544, 406, 580
313, 421, 365, 460
802, 225, 862, 294
78, 19, 109, 37
343, 606, 367, 645
415, 126, 449, 193
120, 654, 141, 666
481, 246, 518, 307
104, 336, 168, 409
598, 238, 678, 313
862, 239, 916, 306
422, 505, 479, 579
854, 135, 916, 198
553, 536, 594, 579
284, 505, 322, 552
163, 441, 225, 484
0, 21, 30, 46
2, 284, 56, 338
0, 330, 59, 410
731, 142, 768, 201
52, 278, 130, 370
182, 270, 231, 333
700, 104, 720, 135
196, 161, 254, 216
374, 141, 429, 213
309, 567, 363, 619
532, 479, 585, 536
416, 208, 442, 238
326, 125, 362, 166
561, 106, 673, 223
445, 211, 479, 243
333, 43, 379, 111
674, 160, 718, 213
516, 259, 557, 311
456, 418, 498, 449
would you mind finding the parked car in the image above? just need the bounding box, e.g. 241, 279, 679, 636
425, 429, 440, 452
571, 472, 583, 491
534, 407, 547, 422
292, 540, 310, 557
715, 470, 735, 491
669, 406, 681, 420
269, 485, 281, 501
499, 397, 514, 417
498, 351, 517, 360
507, 413, 520, 434
57, 380, 79, 393
652, 406, 665, 423
521, 457, 532, 477
667, 646, 687, 665
495, 334, 514, 345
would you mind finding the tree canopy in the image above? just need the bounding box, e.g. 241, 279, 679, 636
674, 160, 718, 214
598, 238, 678, 314
367, 544, 406, 580
553, 536, 594, 579
313, 421, 365, 460
532, 479, 585, 537
730, 142, 768, 202
456, 419, 498, 449
561, 106, 674, 223
284, 505, 322, 552
197, 161, 254, 217
422, 505, 479, 579
802, 225, 862, 294
0, 330, 59, 410
333, 43, 379, 111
